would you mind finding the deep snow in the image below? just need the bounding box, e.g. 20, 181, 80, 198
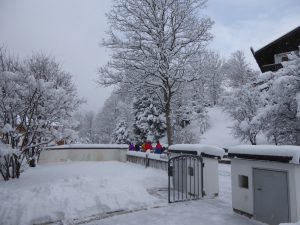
200, 107, 242, 148
0, 162, 264, 225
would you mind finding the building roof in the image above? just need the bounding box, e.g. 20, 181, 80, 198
252, 26, 300, 72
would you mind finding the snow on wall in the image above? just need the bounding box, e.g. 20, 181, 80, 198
228, 145, 300, 164
46, 144, 128, 150
169, 144, 225, 158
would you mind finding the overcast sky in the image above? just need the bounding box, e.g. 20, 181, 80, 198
0, 0, 299, 112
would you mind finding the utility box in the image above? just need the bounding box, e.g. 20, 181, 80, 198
228, 145, 300, 225
168, 144, 225, 199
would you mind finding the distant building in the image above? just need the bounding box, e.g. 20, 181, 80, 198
251, 26, 300, 73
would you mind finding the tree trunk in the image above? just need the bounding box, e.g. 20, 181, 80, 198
165, 99, 173, 146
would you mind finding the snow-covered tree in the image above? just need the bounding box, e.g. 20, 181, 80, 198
97, 0, 213, 145
133, 95, 166, 142
73, 111, 96, 143
93, 90, 134, 144
256, 54, 300, 145
112, 120, 130, 144
223, 50, 256, 88
0, 50, 82, 179
224, 82, 262, 145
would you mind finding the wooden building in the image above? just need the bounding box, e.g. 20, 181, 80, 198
251, 26, 300, 73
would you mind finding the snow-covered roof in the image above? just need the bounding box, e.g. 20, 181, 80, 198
228, 145, 300, 164
45, 144, 128, 150
168, 144, 225, 159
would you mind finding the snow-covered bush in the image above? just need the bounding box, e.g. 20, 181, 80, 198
0, 142, 20, 181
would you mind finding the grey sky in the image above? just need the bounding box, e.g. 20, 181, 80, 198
0, 0, 299, 112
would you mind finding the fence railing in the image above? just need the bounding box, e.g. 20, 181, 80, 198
126, 151, 168, 171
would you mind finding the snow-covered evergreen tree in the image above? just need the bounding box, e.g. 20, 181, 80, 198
112, 120, 130, 144
133, 95, 166, 142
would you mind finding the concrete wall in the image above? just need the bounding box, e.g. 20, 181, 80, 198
39, 148, 127, 164
295, 166, 300, 220
203, 158, 219, 196
231, 158, 299, 222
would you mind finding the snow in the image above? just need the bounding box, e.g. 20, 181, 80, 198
1, 123, 14, 134
0, 162, 166, 225
169, 144, 225, 158
200, 107, 242, 148
46, 144, 129, 150
0, 162, 264, 225
228, 145, 300, 164
0, 142, 17, 155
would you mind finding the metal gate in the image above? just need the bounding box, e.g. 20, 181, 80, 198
168, 154, 204, 203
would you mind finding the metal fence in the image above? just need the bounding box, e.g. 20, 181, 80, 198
168, 154, 204, 203
126, 154, 168, 171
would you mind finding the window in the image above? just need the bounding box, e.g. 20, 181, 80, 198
238, 175, 249, 189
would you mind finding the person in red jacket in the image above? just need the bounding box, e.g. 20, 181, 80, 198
145, 140, 153, 151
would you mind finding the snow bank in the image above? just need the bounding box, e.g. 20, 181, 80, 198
169, 144, 225, 158
228, 145, 300, 164
46, 144, 128, 150
280, 221, 300, 225
0, 162, 167, 225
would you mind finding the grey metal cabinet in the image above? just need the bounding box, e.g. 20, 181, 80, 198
253, 168, 290, 225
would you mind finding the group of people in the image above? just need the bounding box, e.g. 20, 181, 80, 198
128, 140, 164, 154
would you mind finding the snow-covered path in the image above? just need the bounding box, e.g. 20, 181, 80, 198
200, 107, 242, 148
0, 162, 263, 225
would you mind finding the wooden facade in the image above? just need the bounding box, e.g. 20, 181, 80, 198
251, 26, 300, 73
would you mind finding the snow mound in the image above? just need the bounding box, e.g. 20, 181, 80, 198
0, 162, 166, 225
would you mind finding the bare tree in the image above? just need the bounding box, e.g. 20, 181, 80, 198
98, 0, 213, 145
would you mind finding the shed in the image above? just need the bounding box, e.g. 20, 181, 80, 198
168, 144, 225, 198
228, 145, 300, 225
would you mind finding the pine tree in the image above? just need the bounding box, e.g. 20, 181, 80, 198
133, 96, 166, 142
112, 120, 130, 144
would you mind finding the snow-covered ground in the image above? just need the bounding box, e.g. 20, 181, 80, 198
0, 162, 263, 225
200, 107, 242, 148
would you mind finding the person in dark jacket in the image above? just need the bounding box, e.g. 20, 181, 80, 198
134, 142, 140, 151
154, 140, 163, 154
